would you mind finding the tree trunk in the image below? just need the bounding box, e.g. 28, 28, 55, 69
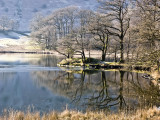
115, 50, 117, 62
120, 39, 124, 63
89, 47, 91, 63
102, 52, 106, 61
67, 53, 70, 59
82, 50, 85, 64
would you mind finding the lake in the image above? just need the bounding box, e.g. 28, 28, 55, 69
0, 54, 159, 114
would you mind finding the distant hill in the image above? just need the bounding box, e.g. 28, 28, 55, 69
0, 31, 29, 39
0, 31, 38, 52
0, 0, 98, 31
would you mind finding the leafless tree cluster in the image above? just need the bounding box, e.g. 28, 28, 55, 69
0, 16, 19, 31
129, 0, 160, 68
31, 6, 95, 62
30, 0, 160, 66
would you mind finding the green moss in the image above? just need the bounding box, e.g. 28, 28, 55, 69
58, 59, 68, 65
84, 58, 101, 64
72, 63, 81, 66
59, 58, 81, 65
58, 58, 101, 66
58, 58, 151, 72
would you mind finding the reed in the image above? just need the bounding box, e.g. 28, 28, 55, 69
0, 107, 159, 120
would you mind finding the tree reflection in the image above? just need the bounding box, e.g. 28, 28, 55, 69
119, 71, 126, 110
30, 55, 62, 67
86, 71, 126, 111
72, 71, 85, 103
32, 68, 160, 112
127, 72, 160, 108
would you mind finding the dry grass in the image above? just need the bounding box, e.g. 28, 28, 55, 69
0, 107, 159, 120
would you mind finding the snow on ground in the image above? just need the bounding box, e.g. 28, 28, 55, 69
0, 31, 39, 52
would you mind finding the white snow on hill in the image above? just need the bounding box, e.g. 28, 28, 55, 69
0, 31, 37, 51
0, 0, 98, 31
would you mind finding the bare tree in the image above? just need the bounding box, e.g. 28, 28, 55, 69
30, 13, 44, 31
0, 16, 10, 31
135, 0, 160, 50
98, 0, 130, 63
56, 34, 75, 59
30, 6, 79, 53
88, 13, 111, 61
9, 20, 19, 31
128, 0, 160, 69
0, 16, 19, 31
71, 10, 94, 62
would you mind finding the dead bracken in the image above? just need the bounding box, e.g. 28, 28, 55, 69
0, 107, 160, 120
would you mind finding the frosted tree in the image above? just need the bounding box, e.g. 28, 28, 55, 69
98, 0, 130, 63
0, 16, 10, 31
88, 13, 111, 61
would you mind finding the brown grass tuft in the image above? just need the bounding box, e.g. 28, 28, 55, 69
0, 107, 159, 120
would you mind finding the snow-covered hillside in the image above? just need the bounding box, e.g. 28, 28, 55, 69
0, 31, 39, 51
0, 0, 98, 31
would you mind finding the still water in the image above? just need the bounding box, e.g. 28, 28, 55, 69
0, 54, 159, 114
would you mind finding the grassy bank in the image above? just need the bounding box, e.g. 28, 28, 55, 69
58, 58, 151, 71
0, 107, 159, 120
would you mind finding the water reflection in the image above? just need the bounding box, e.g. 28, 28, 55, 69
30, 55, 61, 67
87, 71, 126, 111
32, 68, 160, 112
0, 54, 159, 113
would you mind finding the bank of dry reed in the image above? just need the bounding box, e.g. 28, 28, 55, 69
0, 107, 159, 120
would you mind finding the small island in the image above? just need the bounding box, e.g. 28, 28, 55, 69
58, 57, 151, 71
